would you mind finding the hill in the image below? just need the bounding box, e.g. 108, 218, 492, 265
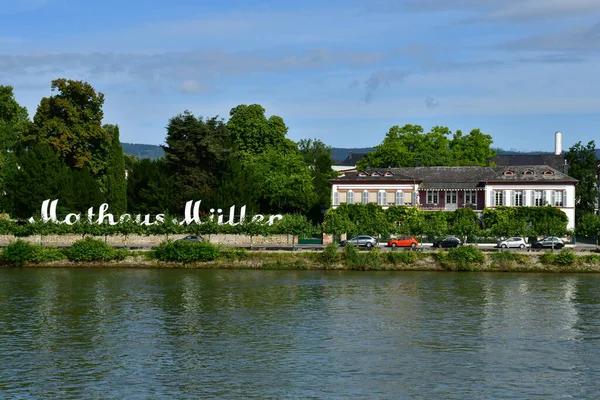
121, 143, 164, 160
120, 142, 600, 162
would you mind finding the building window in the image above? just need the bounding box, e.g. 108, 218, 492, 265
347, 191, 354, 204
465, 190, 476, 204
534, 190, 543, 206
494, 191, 503, 206
377, 191, 387, 205
446, 190, 457, 204
553, 190, 564, 207
513, 191, 523, 206
426, 190, 439, 204
395, 191, 402, 205
504, 170, 514, 176
362, 191, 369, 204
333, 192, 339, 205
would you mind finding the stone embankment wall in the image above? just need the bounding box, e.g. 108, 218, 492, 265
0, 234, 299, 247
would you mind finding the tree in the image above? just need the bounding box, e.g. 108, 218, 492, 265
203, 153, 262, 215
3, 143, 67, 218
0, 86, 30, 209
276, 214, 314, 248
26, 79, 111, 178
127, 158, 176, 215
298, 138, 338, 223
357, 124, 495, 169
575, 213, 600, 244
60, 166, 105, 215
162, 111, 232, 209
0, 85, 29, 152
227, 104, 289, 155
448, 208, 481, 242
565, 140, 597, 222
103, 124, 127, 213
321, 209, 354, 236
449, 129, 496, 166
245, 147, 317, 214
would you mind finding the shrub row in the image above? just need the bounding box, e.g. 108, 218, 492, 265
0, 237, 127, 265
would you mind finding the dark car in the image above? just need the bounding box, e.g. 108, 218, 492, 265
532, 237, 564, 249
176, 235, 204, 243
432, 236, 462, 248
340, 235, 378, 249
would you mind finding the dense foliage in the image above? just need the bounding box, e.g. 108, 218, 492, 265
565, 141, 598, 222
357, 124, 496, 169
154, 240, 220, 263
67, 237, 127, 262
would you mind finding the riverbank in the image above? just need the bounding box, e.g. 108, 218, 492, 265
4, 248, 600, 272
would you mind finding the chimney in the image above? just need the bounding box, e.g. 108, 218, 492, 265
414, 158, 420, 167
486, 158, 491, 167
563, 159, 569, 175
555, 131, 562, 155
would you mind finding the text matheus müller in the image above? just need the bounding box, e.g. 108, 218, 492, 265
29, 199, 283, 226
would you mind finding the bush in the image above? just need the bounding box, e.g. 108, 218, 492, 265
321, 243, 339, 265
219, 248, 250, 260
386, 250, 419, 265
580, 254, 600, 265
1, 240, 67, 265
67, 237, 126, 262
154, 240, 220, 262
444, 245, 485, 271
490, 251, 526, 263
342, 243, 360, 266
540, 248, 577, 265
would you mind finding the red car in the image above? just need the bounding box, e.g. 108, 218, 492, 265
387, 236, 419, 248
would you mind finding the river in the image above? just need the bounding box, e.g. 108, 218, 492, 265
1, 269, 599, 399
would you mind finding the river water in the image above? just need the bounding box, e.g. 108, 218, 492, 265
1, 269, 600, 399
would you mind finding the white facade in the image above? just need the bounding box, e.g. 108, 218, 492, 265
484, 184, 576, 230
331, 182, 419, 209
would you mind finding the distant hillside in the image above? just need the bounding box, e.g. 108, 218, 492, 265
122, 143, 164, 160
120, 142, 373, 162
120, 142, 600, 162
331, 147, 374, 163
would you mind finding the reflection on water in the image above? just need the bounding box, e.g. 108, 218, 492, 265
1, 269, 600, 399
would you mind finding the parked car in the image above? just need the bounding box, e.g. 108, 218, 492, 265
388, 236, 419, 248
340, 235, 378, 248
532, 237, 565, 249
497, 237, 527, 249
176, 235, 204, 243
432, 236, 462, 248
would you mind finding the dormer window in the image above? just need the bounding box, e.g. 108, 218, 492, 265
358, 172, 368, 177
503, 170, 514, 176
543, 170, 554, 176
371, 171, 381, 177
523, 169, 534, 175
384, 171, 394, 177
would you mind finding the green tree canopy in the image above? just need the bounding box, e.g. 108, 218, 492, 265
162, 111, 232, 209
245, 147, 317, 214
298, 138, 338, 222
0, 85, 30, 152
357, 124, 495, 169
227, 104, 290, 155
565, 140, 597, 222
103, 124, 127, 213
26, 79, 111, 177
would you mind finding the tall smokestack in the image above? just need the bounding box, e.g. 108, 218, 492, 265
555, 131, 562, 155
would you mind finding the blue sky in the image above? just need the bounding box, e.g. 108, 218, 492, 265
1, 0, 600, 152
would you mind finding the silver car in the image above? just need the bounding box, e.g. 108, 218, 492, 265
497, 237, 527, 249
341, 235, 378, 248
